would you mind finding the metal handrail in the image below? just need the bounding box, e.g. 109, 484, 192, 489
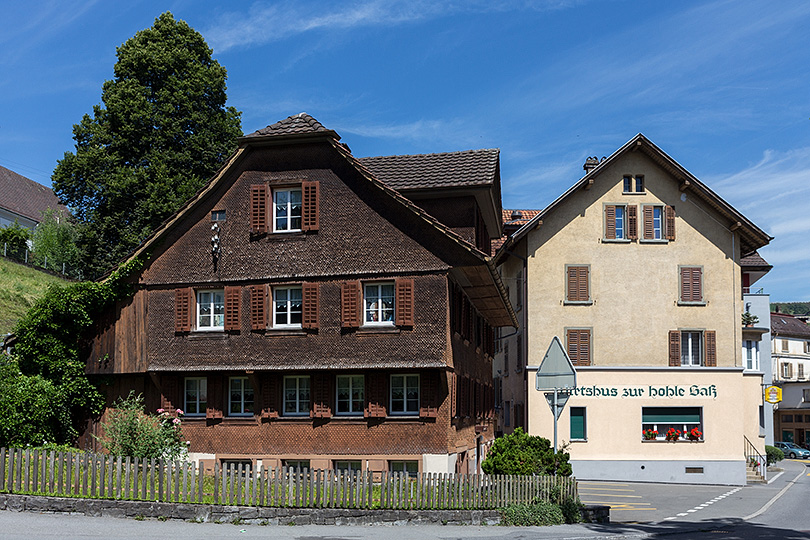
744, 436, 767, 480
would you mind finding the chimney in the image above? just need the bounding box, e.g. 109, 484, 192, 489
510, 210, 523, 221
583, 156, 600, 173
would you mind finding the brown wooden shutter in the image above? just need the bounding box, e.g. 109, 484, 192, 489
577, 267, 589, 302
261, 373, 279, 419
224, 286, 241, 331
160, 375, 181, 411
627, 204, 638, 240
665, 205, 675, 240
302, 282, 319, 329
301, 180, 320, 232
341, 281, 361, 328
566, 267, 577, 302
680, 267, 702, 302
174, 287, 193, 332
395, 278, 414, 327
691, 268, 703, 302
680, 267, 691, 302
311, 373, 332, 418
566, 329, 579, 364
460, 376, 469, 417
449, 373, 457, 418
250, 285, 267, 330
250, 184, 268, 233
669, 330, 681, 367
705, 330, 716, 367
605, 206, 616, 239
579, 329, 591, 366
643, 205, 654, 240
206, 375, 224, 419
364, 373, 387, 418
420, 373, 438, 419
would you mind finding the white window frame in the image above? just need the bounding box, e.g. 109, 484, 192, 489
743, 340, 760, 371
651, 205, 663, 240
283, 375, 310, 416
228, 376, 254, 417
615, 205, 626, 239
642, 407, 703, 441
680, 331, 703, 366
363, 282, 395, 326
184, 377, 207, 416
336, 374, 365, 415
273, 286, 303, 328
782, 363, 792, 379
272, 188, 302, 232
197, 289, 225, 331
390, 374, 420, 415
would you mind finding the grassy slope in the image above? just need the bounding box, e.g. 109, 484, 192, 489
0, 257, 68, 335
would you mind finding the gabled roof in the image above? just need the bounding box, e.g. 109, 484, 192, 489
494, 134, 772, 264
117, 114, 517, 327
0, 165, 67, 223
741, 251, 772, 270
771, 312, 810, 339
243, 112, 336, 139
358, 149, 499, 191
492, 209, 541, 254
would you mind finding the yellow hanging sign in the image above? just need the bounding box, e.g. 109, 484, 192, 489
765, 385, 782, 404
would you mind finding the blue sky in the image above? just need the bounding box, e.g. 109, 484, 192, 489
1, 1, 808, 301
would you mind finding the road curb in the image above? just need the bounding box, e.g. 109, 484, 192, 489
743, 468, 804, 521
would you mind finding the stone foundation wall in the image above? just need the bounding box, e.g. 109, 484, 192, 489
0, 493, 501, 526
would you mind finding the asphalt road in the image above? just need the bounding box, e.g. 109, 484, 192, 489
1, 460, 809, 539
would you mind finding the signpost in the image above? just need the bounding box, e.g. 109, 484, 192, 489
764, 385, 782, 404
536, 336, 577, 459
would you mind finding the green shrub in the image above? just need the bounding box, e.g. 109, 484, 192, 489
0, 220, 31, 260
98, 392, 187, 460
482, 427, 572, 476
765, 445, 784, 466
558, 496, 583, 524
501, 500, 565, 526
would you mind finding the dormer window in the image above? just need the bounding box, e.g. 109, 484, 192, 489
273, 188, 302, 232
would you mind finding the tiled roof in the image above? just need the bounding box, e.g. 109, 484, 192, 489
741, 251, 771, 268
244, 112, 333, 138
358, 149, 499, 191
0, 165, 67, 223
771, 312, 810, 338
491, 209, 542, 254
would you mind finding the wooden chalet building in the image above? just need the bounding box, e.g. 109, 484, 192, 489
85, 113, 516, 476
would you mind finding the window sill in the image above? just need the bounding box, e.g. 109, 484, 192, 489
677, 301, 706, 307
264, 328, 307, 336
187, 332, 229, 340
601, 238, 631, 243
642, 439, 704, 443
564, 300, 593, 306
639, 239, 669, 244
622, 191, 646, 195
571, 438, 587, 443
357, 326, 400, 335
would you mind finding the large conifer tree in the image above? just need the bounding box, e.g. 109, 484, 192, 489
53, 12, 242, 277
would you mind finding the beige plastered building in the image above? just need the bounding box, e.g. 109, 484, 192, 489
494, 134, 772, 485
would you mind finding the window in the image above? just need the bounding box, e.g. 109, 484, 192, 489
516, 334, 523, 372
228, 377, 254, 416
803, 389, 810, 403
805, 341, 810, 354
642, 407, 702, 441
566, 328, 591, 366
334, 461, 362, 472
800, 364, 805, 379
613, 205, 625, 239
390, 374, 419, 415
681, 331, 703, 366
623, 175, 644, 193
364, 282, 394, 325
336, 375, 364, 415
211, 210, 226, 222
284, 460, 310, 470
679, 266, 704, 304
782, 363, 793, 379
273, 286, 302, 328
783, 414, 794, 423
390, 461, 419, 478
284, 376, 310, 415
503, 342, 510, 376
184, 377, 207, 416
642, 205, 667, 240
565, 265, 590, 303
197, 290, 225, 330
570, 407, 586, 441
504, 401, 511, 427
273, 188, 302, 232
604, 204, 639, 240
782, 339, 789, 352
743, 340, 760, 371
515, 270, 523, 311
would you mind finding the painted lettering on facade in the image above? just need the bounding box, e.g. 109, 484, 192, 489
570, 384, 717, 399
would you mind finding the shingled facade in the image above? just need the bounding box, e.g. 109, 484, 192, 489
85, 113, 516, 476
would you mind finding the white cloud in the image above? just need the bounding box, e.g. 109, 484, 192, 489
203, 0, 589, 52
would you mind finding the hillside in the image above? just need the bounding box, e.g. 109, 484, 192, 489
771, 302, 810, 316
0, 257, 69, 335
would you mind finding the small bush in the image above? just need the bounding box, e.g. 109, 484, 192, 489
99, 392, 187, 460
482, 427, 572, 476
766, 445, 784, 466
501, 500, 565, 526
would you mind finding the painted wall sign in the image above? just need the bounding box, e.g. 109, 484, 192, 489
570, 384, 718, 399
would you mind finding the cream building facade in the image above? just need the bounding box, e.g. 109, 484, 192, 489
495, 135, 771, 485
771, 312, 810, 445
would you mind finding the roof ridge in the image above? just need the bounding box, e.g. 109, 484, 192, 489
359, 148, 499, 160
